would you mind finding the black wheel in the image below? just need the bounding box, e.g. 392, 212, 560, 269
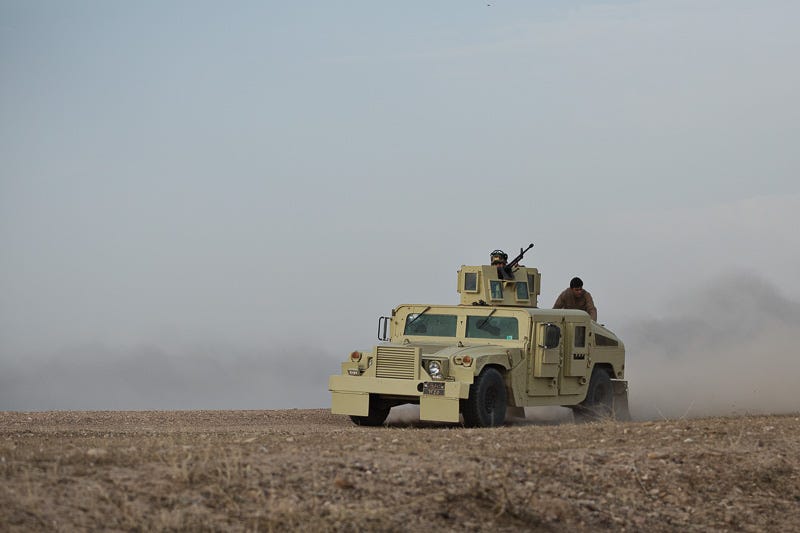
462, 367, 507, 428
350, 396, 390, 426
573, 367, 613, 423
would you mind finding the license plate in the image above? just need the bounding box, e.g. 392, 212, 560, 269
422, 382, 445, 396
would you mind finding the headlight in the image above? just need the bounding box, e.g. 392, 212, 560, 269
427, 360, 442, 379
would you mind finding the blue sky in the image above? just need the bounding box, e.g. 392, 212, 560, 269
1, 1, 799, 410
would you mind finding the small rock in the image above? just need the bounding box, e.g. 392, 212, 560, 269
334, 477, 355, 489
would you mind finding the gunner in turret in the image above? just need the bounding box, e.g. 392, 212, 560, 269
490, 250, 514, 280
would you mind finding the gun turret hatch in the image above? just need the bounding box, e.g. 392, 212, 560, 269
457, 265, 541, 308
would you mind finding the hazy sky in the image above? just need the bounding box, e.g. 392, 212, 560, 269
2, 1, 799, 413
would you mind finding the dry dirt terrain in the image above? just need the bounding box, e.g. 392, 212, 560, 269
1, 409, 798, 532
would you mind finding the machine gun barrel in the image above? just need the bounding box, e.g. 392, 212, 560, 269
507, 243, 534, 269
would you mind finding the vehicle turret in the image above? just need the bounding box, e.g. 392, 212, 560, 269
457, 264, 541, 308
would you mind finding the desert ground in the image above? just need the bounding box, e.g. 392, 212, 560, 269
1, 409, 798, 532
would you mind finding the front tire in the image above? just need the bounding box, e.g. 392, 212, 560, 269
462, 367, 507, 428
350, 396, 390, 426
573, 367, 613, 423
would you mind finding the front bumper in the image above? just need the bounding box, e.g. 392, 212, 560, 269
329, 375, 470, 423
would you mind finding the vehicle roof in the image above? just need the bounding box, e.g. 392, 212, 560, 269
396, 303, 588, 318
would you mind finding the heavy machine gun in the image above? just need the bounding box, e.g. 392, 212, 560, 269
497, 243, 534, 280
507, 243, 534, 270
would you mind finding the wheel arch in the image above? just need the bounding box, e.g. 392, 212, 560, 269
474, 356, 511, 377
572, 363, 614, 405
591, 362, 614, 378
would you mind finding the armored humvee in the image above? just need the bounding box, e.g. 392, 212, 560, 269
329, 247, 629, 427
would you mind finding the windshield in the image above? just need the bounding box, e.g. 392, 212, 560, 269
404, 314, 458, 337
466, 316, 519, 340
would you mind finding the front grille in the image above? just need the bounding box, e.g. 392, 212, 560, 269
375, 345, 419, 380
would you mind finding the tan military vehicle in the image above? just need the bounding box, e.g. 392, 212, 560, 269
329, 245, 629, 427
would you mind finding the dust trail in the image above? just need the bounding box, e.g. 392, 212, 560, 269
0, 343, 340, 410
390, 272, 800, 425
385, 405, 574, 426
623, 272, 800, 420
3, 272, 797, 418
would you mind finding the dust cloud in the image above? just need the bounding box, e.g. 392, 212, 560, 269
0, 343, 340, 411
386, 405, 574, 426
386, 272, 800, 425
623, 272, 800, 420
2, 272, 798, 418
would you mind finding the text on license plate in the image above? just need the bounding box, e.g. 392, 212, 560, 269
422, 382, 445, 396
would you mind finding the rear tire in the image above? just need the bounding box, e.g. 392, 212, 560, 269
573, 367, 613, 423
462, 367, 507, 428
350, 396, 391, 426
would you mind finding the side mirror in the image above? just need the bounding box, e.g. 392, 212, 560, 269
377, 316, 391, 341
542, 324, 561, 349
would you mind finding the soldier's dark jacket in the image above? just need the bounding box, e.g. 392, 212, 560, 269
553, 288, 597, 321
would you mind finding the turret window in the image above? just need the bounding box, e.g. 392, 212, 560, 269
515, 282, 530, 301
464, 272, 478, 292
489, 280, 503, 300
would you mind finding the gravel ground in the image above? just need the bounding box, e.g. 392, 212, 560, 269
1, 409, 799, 531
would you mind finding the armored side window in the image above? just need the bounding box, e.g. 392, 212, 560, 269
595, 334, 619, 347
543, 324, 561, 349
489, 280, 503, 300
464, 272, 478, 292
574, 326, 586, 348
404, 314, 458, 337
515, 281, 529, 301
466, 316, 519, 340
527, 274, 536, 293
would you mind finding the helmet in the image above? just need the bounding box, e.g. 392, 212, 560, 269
490, 249, 508, 265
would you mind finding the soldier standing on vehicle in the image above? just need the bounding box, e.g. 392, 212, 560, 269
553, 277, 597, 321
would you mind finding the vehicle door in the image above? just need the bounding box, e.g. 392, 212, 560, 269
560, 320, 590, 396
526, 319, 563, 397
